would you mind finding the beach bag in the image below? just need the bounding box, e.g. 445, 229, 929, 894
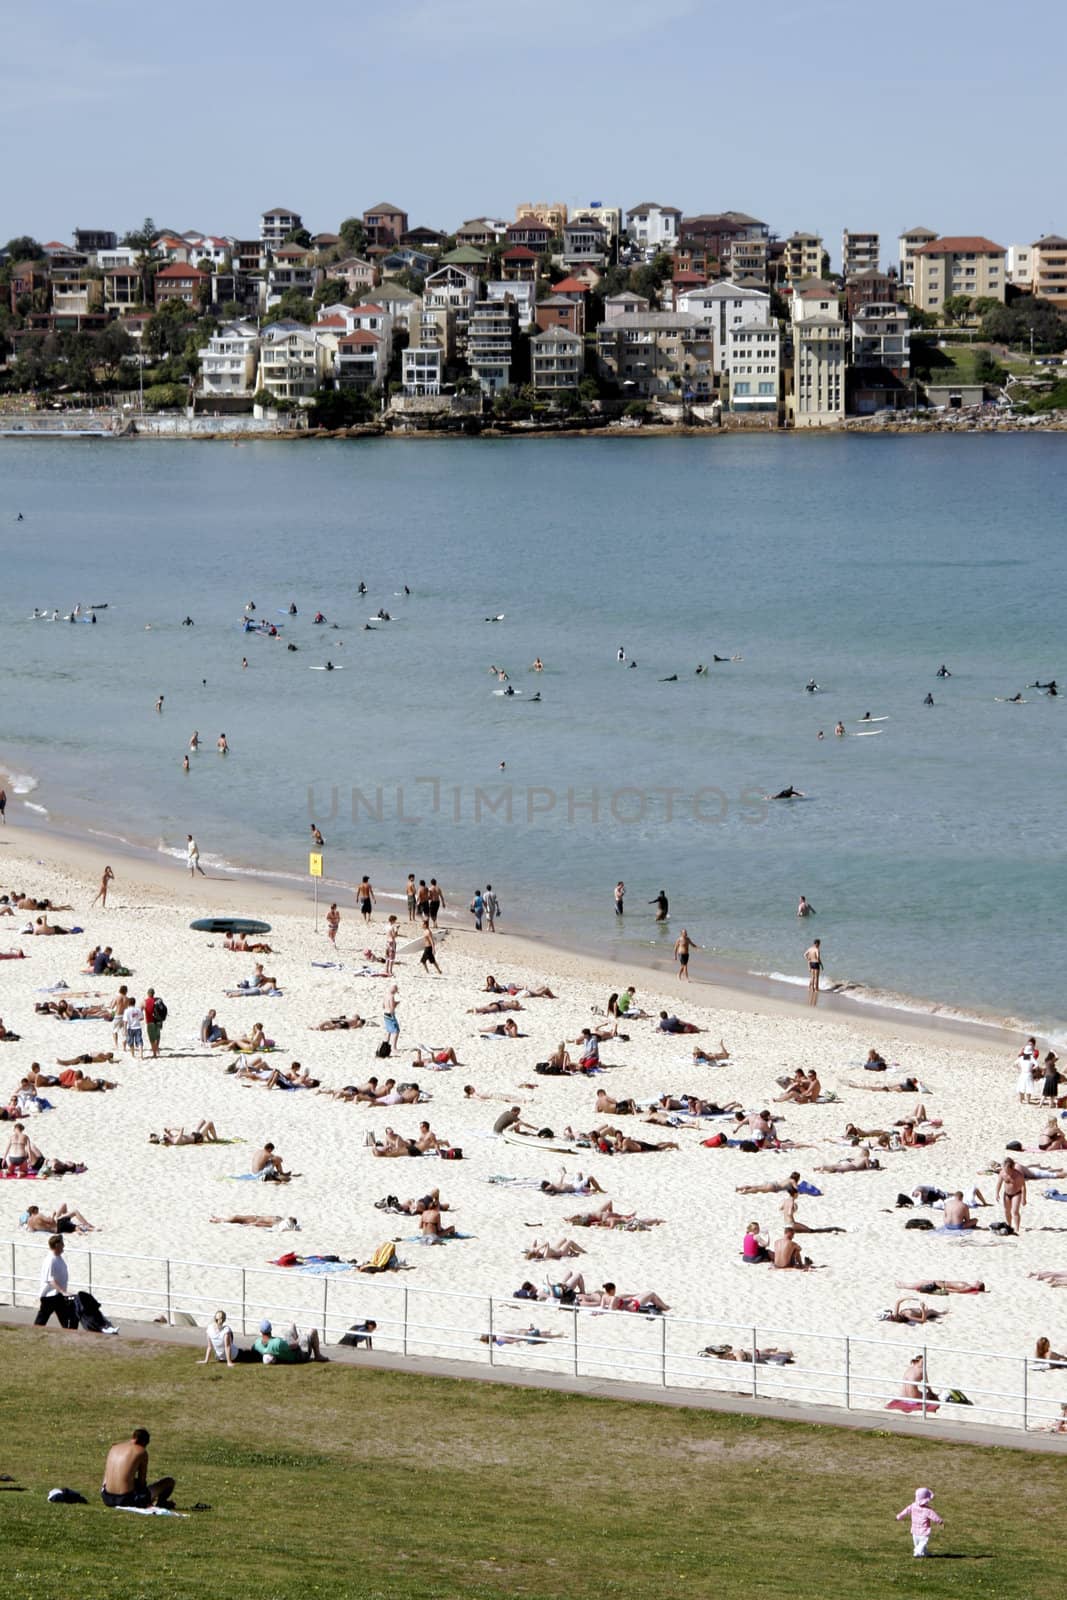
702, 1133, 726, 1148
440, 1147, 463, 1160
375, 1040, 392, 1059
152, 998, 167, 1023
365, 1241, 396, 1272
535, 1062, 564, 1076
738, 1139, 758, 1153
944, 1387, 972, 1405
896, 1193, 914, 1208
904, 1218, 934, 1230
537, 1128, 555, 1139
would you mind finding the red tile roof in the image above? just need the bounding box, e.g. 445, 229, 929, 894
338, 331, 381, 347
551, 276, 590, 294
156, 262, 208, 279
913, 236, 1004, 255
503, 245, 538, 260
314, 314, 348, 328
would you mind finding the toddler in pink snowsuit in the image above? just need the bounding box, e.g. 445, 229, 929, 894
896, 1486, 943, 1557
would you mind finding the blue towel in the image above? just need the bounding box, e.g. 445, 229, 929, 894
1043, 1188, 1067, 1202
797, 1181, 822, 1196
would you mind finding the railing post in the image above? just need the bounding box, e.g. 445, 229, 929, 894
164, 1257, 172, 1325
921, 1343, 928, 1420
574, 1308, 580, 1378
659, 1312, 667, 1386
322, 1276, 329, 1344
241, 1268, 247, 1336
9, 1240, 15, 1306
402, 1285, 409, 1356
751, 1326, 759, 1399
1022, 1354, 1029, 1432
844, 1335, 851, 1410
487, 1295, 495, 1365
87, 1250, 93, 1298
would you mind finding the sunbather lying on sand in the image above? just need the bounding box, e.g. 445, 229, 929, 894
312, 1014, 366, 1031
468, 999, 524, 1014
149, 1121, 220, 1145
896, 1279, 987, 1294
524, 1238, 585, 1259
814, 1151, 882, 1172
701, 1344, 794, 1363
881, 1297, 948, 1324
209, 1214, 298, 1229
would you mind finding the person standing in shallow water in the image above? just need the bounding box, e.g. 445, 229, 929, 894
650, 889, 669, 922
614, 881, 625, 917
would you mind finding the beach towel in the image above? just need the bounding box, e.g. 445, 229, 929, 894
226, 1171, 274, 1182
1043, 1189, 1067, 1202
225, 988, 283, 998
115, 1506, 188, 1518
796, 1181, 822, 1196
403, 1232, 474, 1244
358, 1241, 398, 1272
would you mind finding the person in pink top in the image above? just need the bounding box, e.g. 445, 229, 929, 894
895, 1486, 944, 1557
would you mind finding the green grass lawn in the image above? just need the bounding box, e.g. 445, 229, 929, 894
2, 1325, 1065, 1600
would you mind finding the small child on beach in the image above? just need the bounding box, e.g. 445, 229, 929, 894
895, 1486, 943, 1558
384, 917, 398, 977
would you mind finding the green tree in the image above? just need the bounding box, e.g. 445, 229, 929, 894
95, 322, 134, 385
974, 350, 1007, 386
312, 278, 348, 311
144, 297, 196, 358
979, 295, 1066, 354
308, 387, 374, 427
907, 305, 938, 329
266, 291, 315, 325
122, 217, 159, 252
283, 227, 313, 249
4, 235, 46, 261
941, 295, 974, 326
338, 217, 367, 256
142, 382, 188, 410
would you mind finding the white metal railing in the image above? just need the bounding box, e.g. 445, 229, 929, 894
4, 1238, 1064, 1437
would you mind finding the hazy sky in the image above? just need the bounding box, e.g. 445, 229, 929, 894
3, 0, 1064, 267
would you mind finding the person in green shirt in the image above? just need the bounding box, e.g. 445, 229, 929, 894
252, 1319, 328, 1363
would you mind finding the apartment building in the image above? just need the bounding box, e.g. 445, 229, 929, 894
362, 203, 409, 248
791, 316, 847, 427
625, 202, 682, 251
782, 232, 823, 284
596, 311, 714, 398
851, 303, 910, 379
530, 325, 584, 391
468, 297, 519, 393
257, 322, 330, 403
841, 230, 880, 276
1031, 235, 1067, 309
911, 237, 1006, 314
515, 201, 568, 232
898, 225, 938, 292
726, 323, 780, 414
260, 207, 303, 248
675, 280, 771, 375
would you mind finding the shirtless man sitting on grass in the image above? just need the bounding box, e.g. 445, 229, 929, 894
101, 1428, 174, 1510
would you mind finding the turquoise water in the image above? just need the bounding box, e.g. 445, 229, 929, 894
1, 434, 1065, 1029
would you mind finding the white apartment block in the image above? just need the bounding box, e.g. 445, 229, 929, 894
898, 225, 938, 291
841, 230, 880, 276
675, 280, 771, 374
727, 324, 780, 413
792, 316, 846, 428
625, 201, 682, 250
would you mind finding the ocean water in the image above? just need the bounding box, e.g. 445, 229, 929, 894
1, 433, 1065, 1029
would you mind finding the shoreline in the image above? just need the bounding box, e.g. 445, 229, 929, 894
0, 791, 1029, 1052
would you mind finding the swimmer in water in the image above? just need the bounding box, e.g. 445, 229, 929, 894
923, 693, 934, 706
503, 685, 515, 697
189, 731, 199, 751
695, 664, 708, 676
325, 662, 334, 672
217, 733, 229, 754
531, 659, 543, 672
530, 692, 541, 702
834, 722, 845, 737
287, 642, 298, 651
628, 660, 637, 669
155, 696, 164, 714
288, 603, 297, 615
805, 679, 819, 693
403, 585, 411, 596
1007, 693, 1023, 703
797, 895, 814, 917
358, 581, 367, 595
181, 616, 194, 626
242, 657, 248, 669
816, 730, 824, 740
182, 755, 190, 772
660, 675, 678, 682
771, 787, 805, 800
246, 600, 255, 612
860, 711, 873, 721
617, 647, 626, 662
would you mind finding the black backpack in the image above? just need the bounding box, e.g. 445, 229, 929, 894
375, 1039, 392, 1059
152, 997, 168, 1023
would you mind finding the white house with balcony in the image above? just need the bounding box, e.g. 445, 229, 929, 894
530, 326, 584, 391
198, 321, 261, 399
625, 201, 681, 251
256, 321, 330, 404
260, 207, 304, 248
676, 280, 771, 375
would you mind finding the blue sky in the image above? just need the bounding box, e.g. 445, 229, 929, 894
3, 0, 1064, 266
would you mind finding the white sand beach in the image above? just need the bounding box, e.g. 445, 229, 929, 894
2, 823, 1066, 1425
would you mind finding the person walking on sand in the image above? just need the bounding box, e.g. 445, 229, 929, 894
187, 835, 205, 877
805, 937, 822, 1004
895, 1487, 943, 1559
470, 889, 485, 932
420, 919, 441, 975
996, 1157, 1027, 1233
326, 902, 340, 947
427, 879, 445, 928
673, 928, 699, 980
91, 865, 114, 909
